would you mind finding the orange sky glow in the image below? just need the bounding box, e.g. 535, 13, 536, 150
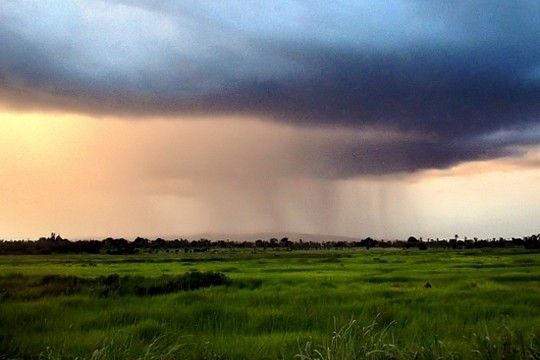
1, 108, 538, 240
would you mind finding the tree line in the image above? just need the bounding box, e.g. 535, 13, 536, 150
0, 232, 538, 254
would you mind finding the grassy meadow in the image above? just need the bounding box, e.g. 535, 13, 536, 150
0, 249, 539, 359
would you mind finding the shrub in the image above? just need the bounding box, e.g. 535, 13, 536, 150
0, 272, 230, 300
135, 271, 230, 296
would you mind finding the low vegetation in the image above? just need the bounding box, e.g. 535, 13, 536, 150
0, 249, 539, 359
296, 317, 540, 360
0, 271, 229, 300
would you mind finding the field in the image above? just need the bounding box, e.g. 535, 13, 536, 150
1, 249, 539, 359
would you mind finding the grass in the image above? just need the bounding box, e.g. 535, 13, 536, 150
296, 316, 540, 360
0, 249, 539, 359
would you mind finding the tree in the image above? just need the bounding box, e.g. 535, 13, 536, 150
133, 237, 149, 248
407, 236, 419, 244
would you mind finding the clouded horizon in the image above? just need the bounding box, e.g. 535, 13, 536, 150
0, 1, 538, 239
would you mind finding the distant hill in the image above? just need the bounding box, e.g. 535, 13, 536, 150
178, 232, 360, 243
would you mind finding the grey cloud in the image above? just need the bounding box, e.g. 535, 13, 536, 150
0, 0, 539, 176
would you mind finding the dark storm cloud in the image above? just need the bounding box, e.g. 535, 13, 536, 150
1, 0, 539, 175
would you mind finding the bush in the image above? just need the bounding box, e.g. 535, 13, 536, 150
134, 271, 230, 296
0, 272, 230, 300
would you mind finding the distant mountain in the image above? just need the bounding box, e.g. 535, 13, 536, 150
177, 232, 360, 243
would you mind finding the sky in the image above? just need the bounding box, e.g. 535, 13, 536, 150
0, 0, 539, 240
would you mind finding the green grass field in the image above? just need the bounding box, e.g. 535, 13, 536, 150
1, 249, 539, 359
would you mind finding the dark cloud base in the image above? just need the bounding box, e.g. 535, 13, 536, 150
1, 1, 539, 176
